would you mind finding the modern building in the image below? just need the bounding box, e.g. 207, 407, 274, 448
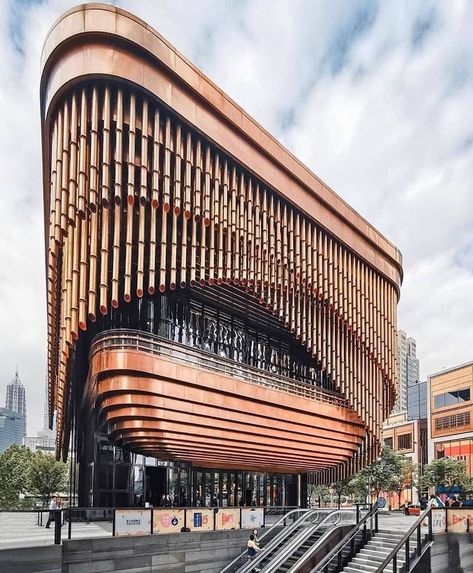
0, 408, 26, 453
428, 361, 473, 477
23, 378, 55, 453
393, 330, 419, 415
40, 4, 402, 507
407, 379, 427, 421
5, 368, 26, 436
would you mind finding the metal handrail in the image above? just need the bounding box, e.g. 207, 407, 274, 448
284, 508, 366, 573
91, 329, 348, 407
310, 504, 379, 573
375, 508, 433, 573
219, 508, 312, 573
261, 509, 356, 573
227, 509, 325, 573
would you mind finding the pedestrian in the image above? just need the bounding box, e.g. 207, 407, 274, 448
45, 495, 58, 528
428, 494, 439, 509
246, 533, 261, 564
419, 495, 428, 511
450, 496, 461, 508
252, 528, 259, 545
159, 494, 167, 507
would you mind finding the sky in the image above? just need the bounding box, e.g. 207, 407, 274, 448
0, 0, 472, 436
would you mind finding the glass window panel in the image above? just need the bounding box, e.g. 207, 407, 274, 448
434, 394, 445, 409
458, 389, 470, 403
445, 391, 458, 406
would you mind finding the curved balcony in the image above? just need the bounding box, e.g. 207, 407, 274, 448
87, 330, 366, 474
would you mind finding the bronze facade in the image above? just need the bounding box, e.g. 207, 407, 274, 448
41, 4, 402, 498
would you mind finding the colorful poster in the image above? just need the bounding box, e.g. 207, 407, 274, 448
447, 509, 472, 533
241, 508, 264, 529
153, 508, 185, 534
215, 508, 240, 530
431, 508, 446, 533
187, 508, 214, 531
115, 509, 152, 536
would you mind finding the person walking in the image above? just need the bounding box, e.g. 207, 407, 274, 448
45, 495, 58, 528
246, 533, 261, 565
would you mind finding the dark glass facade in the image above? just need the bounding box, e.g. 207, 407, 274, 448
407, 380, 427, 420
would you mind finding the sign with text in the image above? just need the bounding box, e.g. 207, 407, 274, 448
115, 509, 152, 537
241, 507, 264, 529
215, 508, 240, 530
431, 509, 446, 533
187, 508, 214, 531
153, 508, 185, 534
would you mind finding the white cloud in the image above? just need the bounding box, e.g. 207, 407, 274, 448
0, 0, 472, 435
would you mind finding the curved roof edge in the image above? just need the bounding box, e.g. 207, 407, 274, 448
41, 3, 403, 288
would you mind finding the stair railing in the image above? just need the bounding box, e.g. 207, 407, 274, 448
309, 504, 379, 573
375, 508, 434, 572
219, 508, 320, 573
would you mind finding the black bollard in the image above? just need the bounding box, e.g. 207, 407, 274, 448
54, 510, 62, 545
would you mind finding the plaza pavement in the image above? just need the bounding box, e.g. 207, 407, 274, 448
0, 511, 112, 549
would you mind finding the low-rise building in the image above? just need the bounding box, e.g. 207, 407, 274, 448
428, 360, 473, 476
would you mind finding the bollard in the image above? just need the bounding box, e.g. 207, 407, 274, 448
54, 510, 62, 545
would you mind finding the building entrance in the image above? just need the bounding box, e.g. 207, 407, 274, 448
145, 466, 167, 506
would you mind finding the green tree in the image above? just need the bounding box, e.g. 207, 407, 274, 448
422, 458, 468, 493
386, 456, 414, 509
308, 484, 330, 507
361, 446, 409, 500
332, 478, 355, 508
27, 452, 68, 506
0, 445, 33, 509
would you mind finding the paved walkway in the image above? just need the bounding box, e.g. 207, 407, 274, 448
0, 512, 112, 549
377, 511, 419, 531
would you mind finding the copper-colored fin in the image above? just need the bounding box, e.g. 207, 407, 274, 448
137, 98, 148, 297
151, 108, 160, 209
193, 139, 202, 222
124, 93, 136, 302
203, 145, 211, 226
68, 94, 78, 224
89, 86, 99, 212
114, 89, 123, 206
159, 208, 168, 292
101, 86, 111, 207
78, 90, 88, 217
163, 117, 171, 212
60, 99, 70, 234
99, 205, 109, 315
183, 131, 192, 220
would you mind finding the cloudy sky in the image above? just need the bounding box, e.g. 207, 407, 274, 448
1, 0, 472, 435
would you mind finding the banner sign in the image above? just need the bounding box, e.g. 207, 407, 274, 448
241, 507, 264, 529
447, 509, 473, 533
153, 508, 185, 534
115, 509, 152, 536
215, 508, 240, 530
187, 508, 214, 531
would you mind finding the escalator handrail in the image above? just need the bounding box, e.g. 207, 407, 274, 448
260, 509, 356, 573
309, 504, 379, 573
227, 509, 326, 573
219, 508, 315, 573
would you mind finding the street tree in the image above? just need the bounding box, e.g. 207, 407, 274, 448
361, 446, 409, 501
308, 484, 330, 507
387, 456, 414, 509
422, 458, 468, 493
0, 445, 33, 509
27, 452, 68, 507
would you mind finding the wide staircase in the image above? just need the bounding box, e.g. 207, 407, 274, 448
340, 529, 415, 573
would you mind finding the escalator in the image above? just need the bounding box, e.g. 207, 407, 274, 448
224, 508, 362, 573
220, 509, 325, 573
258, 509, 358, 573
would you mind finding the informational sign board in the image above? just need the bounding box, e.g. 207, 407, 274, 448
115, 509, 152, 537
431, 509, 446, 533
153, 508, 185, 534
377, 497, 386, 509
241, 507, 264, 529
215, 508, 240, 530
187, 508, 214, 531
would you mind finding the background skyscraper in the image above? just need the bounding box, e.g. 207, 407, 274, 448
393, 330, 420, 414
0, 369, 27, 452
5, 368, 26, 435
